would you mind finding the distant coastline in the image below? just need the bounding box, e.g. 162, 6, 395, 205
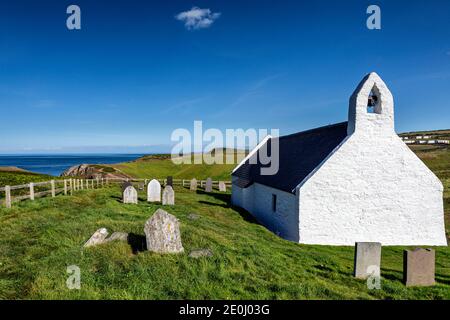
0, 154, 146, 176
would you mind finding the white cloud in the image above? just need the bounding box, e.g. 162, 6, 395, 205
175, 7, 221, 30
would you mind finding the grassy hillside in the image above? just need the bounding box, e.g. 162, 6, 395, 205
0, 168, 53, 187
0, 186, 448, 300
111, 151, 247, 181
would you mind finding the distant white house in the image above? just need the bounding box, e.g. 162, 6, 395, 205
231, 72, 447, 246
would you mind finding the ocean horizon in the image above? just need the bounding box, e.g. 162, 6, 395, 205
0, 154, 146, 176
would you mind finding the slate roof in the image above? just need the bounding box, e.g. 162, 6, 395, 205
232, 122, 348, 193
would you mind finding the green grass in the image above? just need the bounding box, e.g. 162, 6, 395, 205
0, 186, 449, 300
111, 152, 247, 181
0, 170, 53, 187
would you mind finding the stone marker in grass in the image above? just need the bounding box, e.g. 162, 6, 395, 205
144, 209, 184, 254
190, 178, 197, 191
123, 186, 138, 204
187, 213, 200, 220
403, 248, 435, 287
353, 242, 381, 279
147, 179, 161, 202
105, 232, 129, 243
84, 228, 109, 247
205, 177, 213, 192
162, 185, 175, 205
189, 248, 213, 258
219, 181, 226, 192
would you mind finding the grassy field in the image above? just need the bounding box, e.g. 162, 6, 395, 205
111, 152, 246, 180
0, 185, 449, 300
0, 134, 449, 300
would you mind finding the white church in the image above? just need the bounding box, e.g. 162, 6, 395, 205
231, 72, 447, 246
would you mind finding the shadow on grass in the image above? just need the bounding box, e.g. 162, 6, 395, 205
197, 201, 259, 225
127, 233, 147, 254
195, 189, 230, 203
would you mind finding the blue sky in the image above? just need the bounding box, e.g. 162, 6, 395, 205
0, 0, 449, 153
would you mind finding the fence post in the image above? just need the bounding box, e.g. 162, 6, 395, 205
69, 179, 73, 195
96, 178, 99, 188
5, 185, 11, 208
29, 182, 35, 201
81, 180, 84, 190
64, 179, 68, 195
51, 180, 56, 197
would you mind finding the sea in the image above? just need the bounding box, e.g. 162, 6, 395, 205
0, 154, 145, 177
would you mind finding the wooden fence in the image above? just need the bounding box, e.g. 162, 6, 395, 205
0, 177, 232, 209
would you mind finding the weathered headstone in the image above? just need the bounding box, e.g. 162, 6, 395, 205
147, 179, 161, 202
121, 181, 133, 193
123, 186, 138, 204
144, 209, 184, 253
205, 177, 213, 192
166, 176, 173, 187
403, 248, 435, 287
189, 248, 213, 258
190, 178, 197, 191
219, 181, 226, 192
353, 242, 381, 279
84, 228, 109, 247
162, 186, 175, 205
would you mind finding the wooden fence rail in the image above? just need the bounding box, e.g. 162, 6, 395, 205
0, 177, 231, 208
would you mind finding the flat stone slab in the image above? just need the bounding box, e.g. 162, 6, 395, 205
84, 228, 109, 247
353, 242, 381, 279
105, 232, 129, 243
404, 248, 435, 287
189, 249, 213, 258
144, 209, 184, 254
187, 213, 200, 220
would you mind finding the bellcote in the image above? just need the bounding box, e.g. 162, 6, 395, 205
347, 72, 395, 135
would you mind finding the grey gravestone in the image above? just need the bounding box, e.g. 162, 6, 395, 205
105, 232, 129, 243
219, 181, 226, 192
190, 178, 197, 191
162, 185, 175, 205
189, 249, 213, 258
166, 176, 173, 187
147, 179, 161, 202
123, 186, 138, 204
353, 242, 381, 279
144, 209, 184, 254
403, 248, 435, 286
121, 181, 133, 193
188, 213, 200, 220
84, 228, 108, 247
205, 177, 213, 192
